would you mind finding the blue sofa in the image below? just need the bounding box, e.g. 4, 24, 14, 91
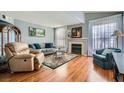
29, 43, 57, 55
93, 48, 121, 69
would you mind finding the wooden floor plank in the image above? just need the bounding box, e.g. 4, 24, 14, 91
0, 56, 114, 82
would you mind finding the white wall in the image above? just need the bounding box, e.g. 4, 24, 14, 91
67, 23, 86, 38
14, 19, 54, 44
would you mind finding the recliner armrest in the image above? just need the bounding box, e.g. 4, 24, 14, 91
30, 49, 41, 54
14, 54, 34, 59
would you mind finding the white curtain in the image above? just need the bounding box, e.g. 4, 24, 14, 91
55, 27, 67, 49
88, 14, 123, 56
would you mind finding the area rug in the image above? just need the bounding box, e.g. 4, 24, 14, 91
42, 54, 78, 69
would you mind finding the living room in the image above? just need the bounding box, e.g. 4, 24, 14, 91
0, 11, 124, 82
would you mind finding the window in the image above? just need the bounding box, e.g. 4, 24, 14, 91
92, 23, 117, 50
9, 30, 16, 42
0, 25, 20, 56
88, 14, 122, 55
2, 30, 8, 55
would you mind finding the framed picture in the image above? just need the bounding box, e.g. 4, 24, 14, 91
29, 27, 45, 37
71, 27, 82, 38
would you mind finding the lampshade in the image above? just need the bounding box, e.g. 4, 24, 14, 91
111, 30, 124, 37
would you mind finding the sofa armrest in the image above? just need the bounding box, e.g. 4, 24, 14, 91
106, 48, 121, 60
96, 49, 104, 54
106, 49, 121, 62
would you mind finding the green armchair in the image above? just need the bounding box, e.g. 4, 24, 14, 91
93, 48, 121, 69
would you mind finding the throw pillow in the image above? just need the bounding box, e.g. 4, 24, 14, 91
29, 44, 36, 49
45, 43, 53, 48
102, 49, 112, 56
34, 43, 41, 49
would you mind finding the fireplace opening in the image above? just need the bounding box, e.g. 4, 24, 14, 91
71, 44, 82, 54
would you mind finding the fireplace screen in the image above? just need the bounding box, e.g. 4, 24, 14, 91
71, 44, 82, 54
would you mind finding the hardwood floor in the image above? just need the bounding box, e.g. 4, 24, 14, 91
0, 56, 115, 82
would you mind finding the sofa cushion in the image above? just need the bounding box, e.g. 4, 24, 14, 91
102, 49, 113, 56
34, 43, 41, 49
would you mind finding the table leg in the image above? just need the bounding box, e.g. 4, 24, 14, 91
123, 75, 124, 82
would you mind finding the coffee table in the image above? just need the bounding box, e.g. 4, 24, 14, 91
55, 50, 64, 58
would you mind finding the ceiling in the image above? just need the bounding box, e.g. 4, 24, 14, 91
0, 11, 85, 28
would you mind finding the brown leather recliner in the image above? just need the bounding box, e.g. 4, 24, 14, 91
4, 42, 44, 73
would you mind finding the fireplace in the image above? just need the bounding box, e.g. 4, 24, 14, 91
71, 44, 82, 54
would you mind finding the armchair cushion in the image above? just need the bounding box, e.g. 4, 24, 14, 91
5, 42, 29, 52
18, 48, 30, 54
